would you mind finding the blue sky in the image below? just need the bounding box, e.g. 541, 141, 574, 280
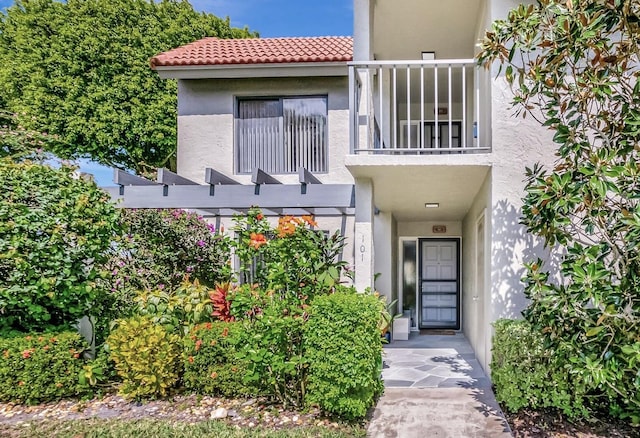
0, 0, 353, 185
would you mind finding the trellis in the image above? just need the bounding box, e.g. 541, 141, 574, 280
106, 166, 355, 217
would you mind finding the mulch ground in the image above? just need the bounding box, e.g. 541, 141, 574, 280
0, 394, 349, 433
3, 393, 640, 437
506, 409, 640, 438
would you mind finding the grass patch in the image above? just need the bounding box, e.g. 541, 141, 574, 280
3, 418, 366, 438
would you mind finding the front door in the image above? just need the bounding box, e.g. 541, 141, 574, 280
419, 238, 460, 329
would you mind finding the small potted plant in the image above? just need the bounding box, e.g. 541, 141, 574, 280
379, 297, 401, 343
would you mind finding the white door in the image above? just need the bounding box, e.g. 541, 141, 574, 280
419, 239, 459, 329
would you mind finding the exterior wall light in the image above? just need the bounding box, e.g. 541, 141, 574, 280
425, 203, 440, 208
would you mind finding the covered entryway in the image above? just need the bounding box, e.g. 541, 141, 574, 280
419, 238, 460, 329
346, 161, 492, 369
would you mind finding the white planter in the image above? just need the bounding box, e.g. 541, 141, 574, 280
392, 317, 410, 341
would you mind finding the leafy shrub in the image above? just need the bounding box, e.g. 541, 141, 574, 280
304, 288, 384, 420
0, 160, 119, 333
232, 208, 347, 306
0, 331, 89, 404
240, 309, 306, 408
110, 209, 231, 292
183, 321, 253, 397
479, 0, 640, 423
491, 319, 588, 418
135, 278, 216, 335
107, 316, 181, 399
78, 346, 117, 391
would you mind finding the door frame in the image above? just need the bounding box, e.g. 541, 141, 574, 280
417, 237, 462, 330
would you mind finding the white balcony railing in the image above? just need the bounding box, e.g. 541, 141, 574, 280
349, 59, 490, 154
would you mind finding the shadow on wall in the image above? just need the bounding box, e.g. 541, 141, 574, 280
491, 199, 562, 320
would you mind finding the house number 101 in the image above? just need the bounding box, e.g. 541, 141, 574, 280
360, 235, 366, 261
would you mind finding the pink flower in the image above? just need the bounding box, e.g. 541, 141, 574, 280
196, 240, 206, 247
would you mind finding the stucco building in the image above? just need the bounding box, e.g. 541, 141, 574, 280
111, 0, 554, 372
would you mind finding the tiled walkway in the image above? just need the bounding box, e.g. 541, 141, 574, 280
367, 332, 512, 438
382, 333, 491, 390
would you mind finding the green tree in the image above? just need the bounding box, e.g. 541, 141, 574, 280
479, 0, 640, 420
0, 109, 66, 160
0, 0, 256, 174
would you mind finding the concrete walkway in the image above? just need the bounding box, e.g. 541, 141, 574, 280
367, 333, 512, 438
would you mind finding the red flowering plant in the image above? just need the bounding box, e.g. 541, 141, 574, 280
182, 321, 254, 397
230, 207, 348, 311
0, 331, 89, 404
196, 208, 351, 408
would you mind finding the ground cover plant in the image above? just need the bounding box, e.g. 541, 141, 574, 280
0, 418, 366, 438
480, 0, 640, 423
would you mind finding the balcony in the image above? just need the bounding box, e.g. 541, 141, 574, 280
349, 59, 491, 155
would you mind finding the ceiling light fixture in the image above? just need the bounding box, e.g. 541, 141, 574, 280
425, 203, 440, 209
421, 51, 435, 61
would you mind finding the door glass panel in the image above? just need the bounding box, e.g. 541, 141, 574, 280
401, 241, 417, 328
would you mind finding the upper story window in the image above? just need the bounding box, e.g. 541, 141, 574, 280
235, 96, 328, 175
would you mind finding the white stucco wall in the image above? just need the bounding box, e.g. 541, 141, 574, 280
373, 211, 397, 307
397, 221, 462, 238
176, 76, 353, 185
462, 172, 491, 371
488, 78, 557, 324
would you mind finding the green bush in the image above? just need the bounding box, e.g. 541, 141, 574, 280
111, 209, 231, 292
304, 289, 384, 420
0, 331, 89, 404
107, 316, 181, 399
183, 321, 253, 397
0, 160, 119, 333
491, 319, 588, 418
135, 278, 216, 335
241, 309, 306, 408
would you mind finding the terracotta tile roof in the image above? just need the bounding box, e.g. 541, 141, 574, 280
150, 36, 353, 68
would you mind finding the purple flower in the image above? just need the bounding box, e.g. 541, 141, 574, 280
207, 224, 216, 233
158, 283, 165, 290
186, 266, 193, 273
196, 240, 206, 247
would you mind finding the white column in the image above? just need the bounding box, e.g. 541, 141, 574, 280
355, 178, 375, 292
353, 0, 374, 61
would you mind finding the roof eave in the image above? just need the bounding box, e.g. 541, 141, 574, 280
153, 61, 350, 79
